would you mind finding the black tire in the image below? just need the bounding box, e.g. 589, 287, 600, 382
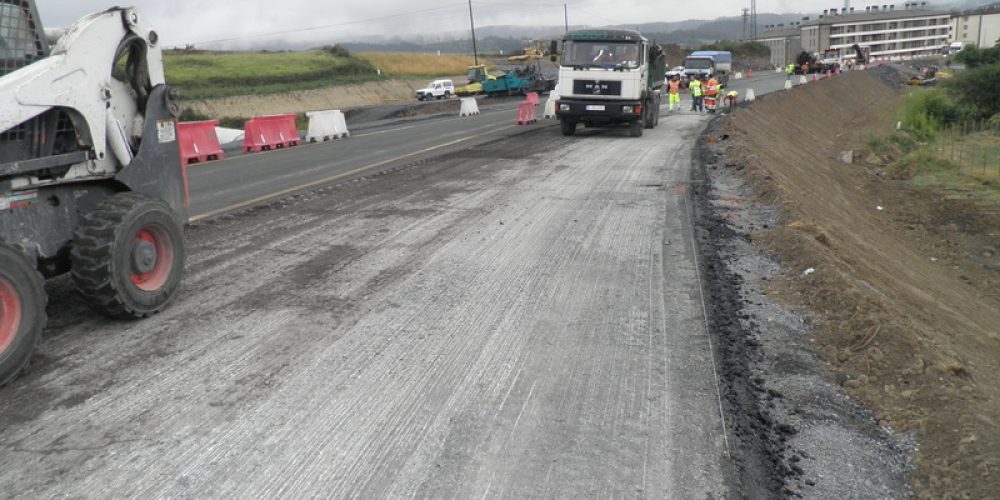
643, 100, 655, 129
0, 245, 46, 386
560, 119, 577, 136
71, 192, 186, 319
630, 119, 643, 137
653, 100, 660, 127
444, 91, 451, 99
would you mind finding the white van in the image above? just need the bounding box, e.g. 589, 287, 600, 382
416, 79, 455, 100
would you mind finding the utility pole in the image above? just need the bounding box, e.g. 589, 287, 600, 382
564, 3, 568, 33
742, 8, 750, 41
751, 0, 758, 40
468, 0, 478, 65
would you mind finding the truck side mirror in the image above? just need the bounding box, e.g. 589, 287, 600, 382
550, 40, 558, 62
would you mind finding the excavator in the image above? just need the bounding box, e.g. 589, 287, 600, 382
0, 2, 187, 384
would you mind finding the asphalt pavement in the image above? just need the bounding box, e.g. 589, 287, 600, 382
0, 69, 803, 497
185, 70, 792, 222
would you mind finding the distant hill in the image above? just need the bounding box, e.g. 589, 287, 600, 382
340, 13, 805, 53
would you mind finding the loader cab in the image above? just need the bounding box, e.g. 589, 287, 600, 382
0, 0, 49, 77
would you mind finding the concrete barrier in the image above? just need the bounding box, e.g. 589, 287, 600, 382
734, 72, 743, 80
784, 79, 793, 90
746, 88, 756, 102
459, 97, 480, 116
305, 110, 350, 142
244, 114, 299, 153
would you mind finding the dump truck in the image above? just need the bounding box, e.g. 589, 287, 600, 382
683, 50, 732, 84
553, 29, 666, 137
0, 4, 188, 384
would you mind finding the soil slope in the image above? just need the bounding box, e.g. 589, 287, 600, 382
722, 70, 1000, 498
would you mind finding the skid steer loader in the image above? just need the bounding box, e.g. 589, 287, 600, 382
0, 2, 188, 384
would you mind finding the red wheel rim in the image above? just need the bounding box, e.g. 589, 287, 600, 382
0, 277, 22, 355
129, 224, 174, 292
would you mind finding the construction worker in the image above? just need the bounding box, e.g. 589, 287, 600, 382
688, 76, 703, 112
704, 76, 719, 113
725, 89, 739, 110
667, 75, 682, 111
785, 63, 795, 79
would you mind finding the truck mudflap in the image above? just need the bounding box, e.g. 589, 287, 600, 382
555, 99, 644, 123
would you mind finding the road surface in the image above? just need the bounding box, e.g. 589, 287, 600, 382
186, 70, 790, 221
1, 106, 733, 496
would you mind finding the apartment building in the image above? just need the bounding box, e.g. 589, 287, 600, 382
799, 3, 951, 61
950, 5, 1000, 48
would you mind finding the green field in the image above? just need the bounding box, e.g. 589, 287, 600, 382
164, 49, 383, 100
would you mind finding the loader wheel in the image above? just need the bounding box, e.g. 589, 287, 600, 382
71, 192, 185, 319
0, 246, 46, 386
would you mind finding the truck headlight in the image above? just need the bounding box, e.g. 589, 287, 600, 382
559, 104, 570, 111
622, 106, 633, 114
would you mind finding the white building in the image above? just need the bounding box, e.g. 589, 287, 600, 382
756, 26, 802, 69
950, 6, 1000, 48
800, 3, 951, 61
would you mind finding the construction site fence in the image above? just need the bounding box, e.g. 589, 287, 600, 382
930, 119, 1000, 178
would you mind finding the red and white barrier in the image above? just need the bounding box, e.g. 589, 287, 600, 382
244, 114, 299, 153
305, 110, 349, 142
459, 97, 480, 116
177, 120, 224, 165
516, 102, 537, 125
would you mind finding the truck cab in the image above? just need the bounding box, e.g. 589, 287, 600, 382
554, 29, 665, 137
683, 50, 732, 85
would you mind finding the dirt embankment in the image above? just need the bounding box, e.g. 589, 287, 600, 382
183, 76, 464, 119
721, 70, 1000, 497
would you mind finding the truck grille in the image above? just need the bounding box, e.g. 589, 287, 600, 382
572, 80, 622, 96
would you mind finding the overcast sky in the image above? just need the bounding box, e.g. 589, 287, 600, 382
35, 1, 889, 48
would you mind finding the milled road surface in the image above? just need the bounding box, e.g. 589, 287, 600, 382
185, 70, 789, 222
0, 109, 732, 497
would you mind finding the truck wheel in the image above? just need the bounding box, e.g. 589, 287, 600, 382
630, 120, 643, 137
0, 246, 46, 386
71, 192, 186, 319
560, 119, 577, 136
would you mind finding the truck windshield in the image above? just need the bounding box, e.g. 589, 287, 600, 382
561, 40, 641, 69
684, 58, 713, 70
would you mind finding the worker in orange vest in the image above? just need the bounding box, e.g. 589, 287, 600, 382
667, 75, 682, 111
704, 76, 719, 113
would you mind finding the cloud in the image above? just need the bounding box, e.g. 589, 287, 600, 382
34, 0, 858, 49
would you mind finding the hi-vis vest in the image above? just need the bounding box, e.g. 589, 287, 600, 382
668, 80, 681, 94
689, 80, 703, 96
706, 79, 719, 96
